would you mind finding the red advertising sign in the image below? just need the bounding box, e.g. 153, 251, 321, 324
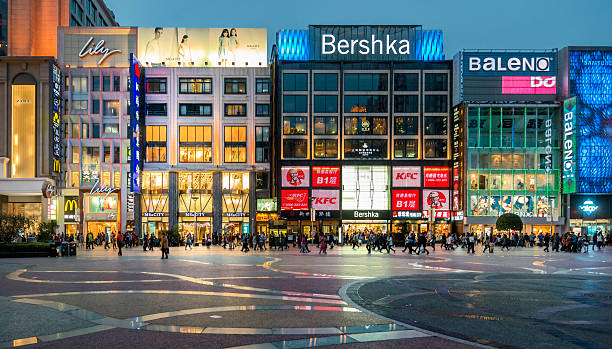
501, 76, 556, 95
392, 190, 419, 210
312, 167, 340, 187
392, 166, 421, 187
422, 210, 451, 219
281, 189, 309, 210
311, 189, 340, 210
424, 167, 449, 187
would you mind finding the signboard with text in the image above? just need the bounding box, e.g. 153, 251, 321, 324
129, 53, 143, 193
392, 190, 420, 211
392, 166, 421, 187
424, 167, 449, 187
312, 167, 340, 187
281, 189, 309, 210
563, 97, 577, 194
311, 189, 340, 210
281, 166, 310, 187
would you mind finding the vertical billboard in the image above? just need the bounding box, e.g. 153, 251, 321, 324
562, 97, 577, 194
281, 166, 310, 187
137, 27, 266, 67
49, 63, 62, 176
129, 53, 142, 193
452, 104, 465, 211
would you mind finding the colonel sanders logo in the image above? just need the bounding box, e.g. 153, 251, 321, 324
286, 168, 305, 186
426, 191, 446, 209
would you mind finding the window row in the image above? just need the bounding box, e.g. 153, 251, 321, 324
282, 116, 447, 135
144, 103, 269, 117
281, 139, 447, 159
68, 99, 122, 116
65, 121, 121, 139
70, 145, 123, 164
283, 73, 448, 92
146, 77, 270, 95
69, 75, 123, 93
283, 94, 447, 114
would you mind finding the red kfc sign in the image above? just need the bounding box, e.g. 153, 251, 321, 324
312, 167, 340, 187
424, 167, 449, 187
311, 189, 340, 210
392, 190, 419, 211
281, 189, 309, 210
392, 166, 421, 187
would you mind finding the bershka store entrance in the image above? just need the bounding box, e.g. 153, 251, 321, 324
342, 221, 388, 238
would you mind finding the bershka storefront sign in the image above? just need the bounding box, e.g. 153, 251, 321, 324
342, 210, 390, 220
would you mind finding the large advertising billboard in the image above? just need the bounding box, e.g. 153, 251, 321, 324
281, 189, 309, 210
562, 97, 577, 194
424, 167, 450, 187
58, 27, 136, 68
137, 27, 266, 67
49, 63, 62, 176
281, 166, 310, 187
392, 166, 421, 187
311, 190, 340, 210
392, 190, 419, 211
312, 167, 340, 187
422, 189, 450, 211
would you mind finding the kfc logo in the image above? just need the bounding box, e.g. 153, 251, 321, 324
426, 191, 447, 209
311, 189, 340, 210
287, 168, 305, 185
282, 167, 310, 187
392, 166, 421, 187
281, 189, 309, 210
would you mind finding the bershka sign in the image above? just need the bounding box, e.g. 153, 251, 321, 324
342, 210, 390, 220
321, 34, 409, 56
79, 37, 121, 65
463, 52, 556, 76
311, 189, 340, 210
563, 97, 577, 194
392, 166, 421, 187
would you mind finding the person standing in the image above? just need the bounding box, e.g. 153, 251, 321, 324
117, 231, 124, 256
161, 233, 169, 259
185, 233, 192, 250
467, 233, 475, 254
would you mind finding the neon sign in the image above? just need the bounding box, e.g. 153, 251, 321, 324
579, 200, 598, 216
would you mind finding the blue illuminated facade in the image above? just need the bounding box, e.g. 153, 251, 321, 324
562, 48, 612, 193
276, 29, 309, 61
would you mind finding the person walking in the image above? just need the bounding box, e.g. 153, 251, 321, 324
160, 233, 169, 259
111, 232, 117, 250
117, 231, 124, 256
319, 234, 327, 255
185, 233, 192, 250
467, 233, 475, 254
543, 233, 550, 252
417, 232, 429, 255
241, 234, 250, 253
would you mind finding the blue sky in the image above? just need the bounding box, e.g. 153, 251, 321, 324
105, 0, 611, 58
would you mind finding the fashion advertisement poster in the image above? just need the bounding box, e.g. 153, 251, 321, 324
137, 27, 266, 67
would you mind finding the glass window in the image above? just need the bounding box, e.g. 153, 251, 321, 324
256, 172, 269, 190
394, 116, 417, 135
71, 100, 88, 115
71, 76, 88, 93
179, 103, 212, 117
344, 139, 387, 159
146, 78, 167, 94
82, 146, 99, 164
344, 116, 387, 135
314, 116, 338, 135
224, 126, 247, 163
314, 95, 338, 113
224, 103, 247, 116
104, 146, 111, 163
424, 95, 447, 113
283, 139, 307, 158
91, 75, 100, 91
91, 98, 100, 114
424, 139, 447, 158
283, 95, 307, 113
424, 116, 447, 135
255, 126, 270, 163
146, 103, 167, 116
255, 104, 269, 116
256, 78, 270, 94
342, 166, 389, 210
394, 139, 418, 158
92, 123, 100, 138
424, 73, 448, 91
146, 125, 167, 163
113, 76, 121, 91
394, 73, 418, 91
179, 126, 212, 163
103, 123, 118, 135
102, 76, 110, 91
283, 116, 307, 135
344, 95, 388, 113
314, 73, 338, 91
394, 95, 418, 113
102, 100, 119, 116
344, 73, 387, 91
179, 77, 212, 94
314, 139, 338, 158
283, 73, 308, 91
224, 78, 247, 94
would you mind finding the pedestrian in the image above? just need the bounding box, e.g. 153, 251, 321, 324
117, 231, 124, 256
543, 233, 550, 252
417, 232, 429, 255
185, 233, 192, 250
467, 233, 475, 254
386, 234, 396, 253
160, 233, 169, 259
111, 232, 117, 250
241, 234, 250, 252
319, 234, 327, 254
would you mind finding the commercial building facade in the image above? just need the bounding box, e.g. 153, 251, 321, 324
273, 25, 451, 240
453, 50, 564, 236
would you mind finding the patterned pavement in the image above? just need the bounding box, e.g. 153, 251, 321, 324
0, 244, 609, 348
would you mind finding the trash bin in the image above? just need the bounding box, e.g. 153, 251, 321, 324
69, 243, 77, 256
61, 242, 69, 256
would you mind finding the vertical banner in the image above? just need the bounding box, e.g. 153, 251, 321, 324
49, 63, 62, 176
129, 54, 142, 193
562, 97, 576, 194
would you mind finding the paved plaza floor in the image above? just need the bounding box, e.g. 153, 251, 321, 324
0, 244, 610, 348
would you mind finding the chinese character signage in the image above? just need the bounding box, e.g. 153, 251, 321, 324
563, 97, 576, 194
392, 166, 421, 187
311, 189, 339, 210
281, 166, 310, 187
452, 104, 465, 211
49, 63, 62, 175
392, 190, 419, 210
281, 189, 309, 210
422, 189, 450, 210
129, 53, 143, 193
424, 167, 449, 187
312, 167, 340, 187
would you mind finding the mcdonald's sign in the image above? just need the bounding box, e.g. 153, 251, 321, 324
64, 196, 79, 222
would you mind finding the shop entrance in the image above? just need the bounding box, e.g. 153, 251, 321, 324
142, 221, 168, 238
342, 221, 388, 242
179, 218, 211, 242
86, 222, 117, 237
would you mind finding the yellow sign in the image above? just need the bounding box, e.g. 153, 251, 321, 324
11, 85, 35, 178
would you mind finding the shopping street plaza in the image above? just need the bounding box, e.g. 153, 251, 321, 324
0, 245, 610, 348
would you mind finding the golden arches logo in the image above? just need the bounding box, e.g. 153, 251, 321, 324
64, 199, 77, 212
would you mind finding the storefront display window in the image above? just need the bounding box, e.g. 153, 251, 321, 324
87, 195, 118, 213
342, 166, 389, 210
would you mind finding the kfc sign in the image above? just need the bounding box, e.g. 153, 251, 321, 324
281, 189, 309, 210
422, 189, 450, 210
312, 167, 340, 187
281, 167, 310, 187
311, 189, 340, 210
392, 166, 421, 187
424, 167, 449, 187
422, 210, 451, 219
501, 76, 556, 95
392, 190, 419, 211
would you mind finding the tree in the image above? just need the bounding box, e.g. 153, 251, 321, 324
496, 213, 523, 232
37, 221, 58, 242
167, 224, 180, 246
0, 213, 33, 242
